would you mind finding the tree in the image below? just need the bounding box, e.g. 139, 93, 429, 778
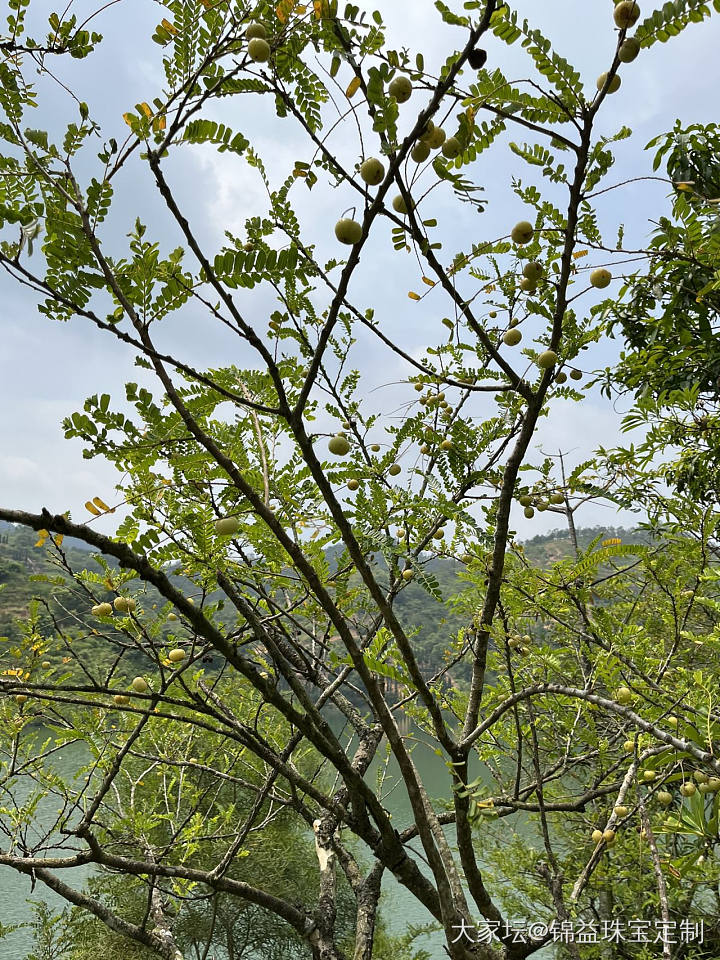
1, 2, 720, 959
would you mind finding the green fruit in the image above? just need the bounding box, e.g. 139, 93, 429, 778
131, 677, 148, 694
524, 506, 535, 519
418, 120, 435, 142
602, 829, 616, 843
614, 1, 641, 28
590, 268, 612, 288
693, 770, 708, 783
95, 602, 113, 617
592, 829, 604, 844
42, 661, 51, 669
519, 277, 537, 292
426, 126, 447, 149
15, 694, 28, 704
623, 740, 635, 753
392, 194, 412, 215
168, 648, 186, 663
642, 770, 656, 782
245, 21, 267, 40
657, 790, 673, 805
328, 435, 351, 456
597, 72, 621, 93
441, 439, 454, 450
420, 444, 430, 454
168, 612, 178, 621
616, 686, 633, 705
113, 694, 130, 706
411, 141, 431, 163
248, 37, 271, 62
388, 75, 412, 102
335, 218, 363, 244
523, 261, 543, 281
519, 495, 533, 507
614, 805, 628, 817
511, 221, 533, 244
402, 569, 414, 581
503, 328, 522, 346
461, 553, 473, 563
536, 501, 548, 512
114, 596, 132, 613
215, 517, 240, 536
550, 492, 564, 504
570, 368, 583, 381
370, 443, 381, 452
537, 350, 557, 369
347, 478, 359, 491
388, 464, 401, 476
618, 37, 640, 61
706, 778, 720, 792
555, 371, 568, 384
359, 157, 384, 185
441, 137, 461, 159
680, 782, 696, 797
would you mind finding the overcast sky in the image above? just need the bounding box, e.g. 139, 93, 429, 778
1, 0, 718, 542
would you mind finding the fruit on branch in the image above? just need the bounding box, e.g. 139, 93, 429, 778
602, 829, 616, 843
114, 596, 135, 613
618, 37, 641, 61
614, 805, 628, 817
370, 443, 381, 452
402, 568, 414, 581
592, 829, 604, 844
693, 770, 708, 783
555, 371, 568, 384
427, 126, 447, 149
642, 770, 656, 782
360, 157, 385, 185
42, 661, 51, 669
388, 75, 412, 102
519, 277, 537, 292
93, 603, 113, 617
248, 38, 271, 62
707, 778, 720, 792
419, 120, 435, 142
113, 694, 130, 706
441, 137, 461, 159
168, 612, 178, 621
328, 435, 351, 456
590, 268, 612, 288
347, 478, 359, 491
245, 21, 267, 39
623, 740, 634, 752
168, 648, 186, 663
441, 439, 454, 450
523, 261, 544, 281
570, 368, 583, 381
131, 677, 149, 694
680, 782, 697, 797
392, 194, 413, 214
511, 221, 534, 244
335, 218, 363, 244
537, 350, 558, 369
15, 694, 28, 704
503, 328, 522, 346
519, 495, 533, 506
616, 686, 633, 705
536, 501, 548, 512
215, 517, 241, 536
614, 1, 641, 28
657, 790, 673, 805
597, 72, 621, 93
524, 506, 535, 518
550, 492, 565, 504
388, 463, 402, 476
411, 141, 431, 163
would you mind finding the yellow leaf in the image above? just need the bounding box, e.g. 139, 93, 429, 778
153, 115, 166, 132
139, 102, 153, 118
93, 497, 111, 512
484, 284, 496, 293
276, 0, 295, 22
572, 250, 588, 260
199, 0, 211, 7
53, 535, 64, 547
345, 75, 361, 98
85, 501, 102, 516
123, 113, 135, 127
602, 537, 622, 546
421, 277, 435, 287
408, 291, 421, 301
161, 18, 178, 34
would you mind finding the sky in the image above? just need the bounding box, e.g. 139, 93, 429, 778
1, 0, 719, 543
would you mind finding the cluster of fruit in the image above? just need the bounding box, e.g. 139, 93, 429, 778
92, 596, 137, 617
517, 490, 565, 519
507, 633, 533, 656
597, 2, 642, 93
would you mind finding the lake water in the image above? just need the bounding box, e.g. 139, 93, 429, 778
1, 721, 551, 959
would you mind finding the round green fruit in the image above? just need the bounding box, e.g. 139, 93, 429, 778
503, 328, 522, 346
642, 770, 656, 782
680, 782, 696, 797
168, 648, 186, 663
360, 157, 384, 185
706, 778, 720, 792
597, 72, 621, 93
570, 368, 583, 381
402, 569, 414, 581
113, 694, 130, 706
536, 501, 548, 512
15, 694, 28, 704
523, 261, 544, 281
114, 596, 132, 613
519, 277, 537, 293
441, 439, 454, 450
537, 350, 558, 369
248, 37, 271, 62
693, 770, 708, 783
524, 506, 535, 519
426, 126, 447, 149
618, 37, 641, 62
388, 75, 412, 102
168, 612, 178, 621
347, 478, 359, 491
42, 660, 51, 669
131, 677, 148, 694
519, 495, 533, 507
550, 492, 565, 504
411, 141, 431, 163
614, 1, 641, 28
418, 120, 435, 141
441, 137, 461, 159
590, 268, 612, 288
592, 829, 603, 844
555, 371, 568, 384
370, 443, 381, 452
95, 602, 113, 617
215, 517, 241, 536
623, 740, 635, 753
511, 221, 533, 245
602, 829, 616, 843
335, 218, 362, 245
328, 435, 351, 456
388, 464, 402, 476
420, 444, 430, 454
392, 194, 412, 215
614, 805, 628, 817
616, 686, 633, 705
657, 790, 673, 805
245, 21, 267, 40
